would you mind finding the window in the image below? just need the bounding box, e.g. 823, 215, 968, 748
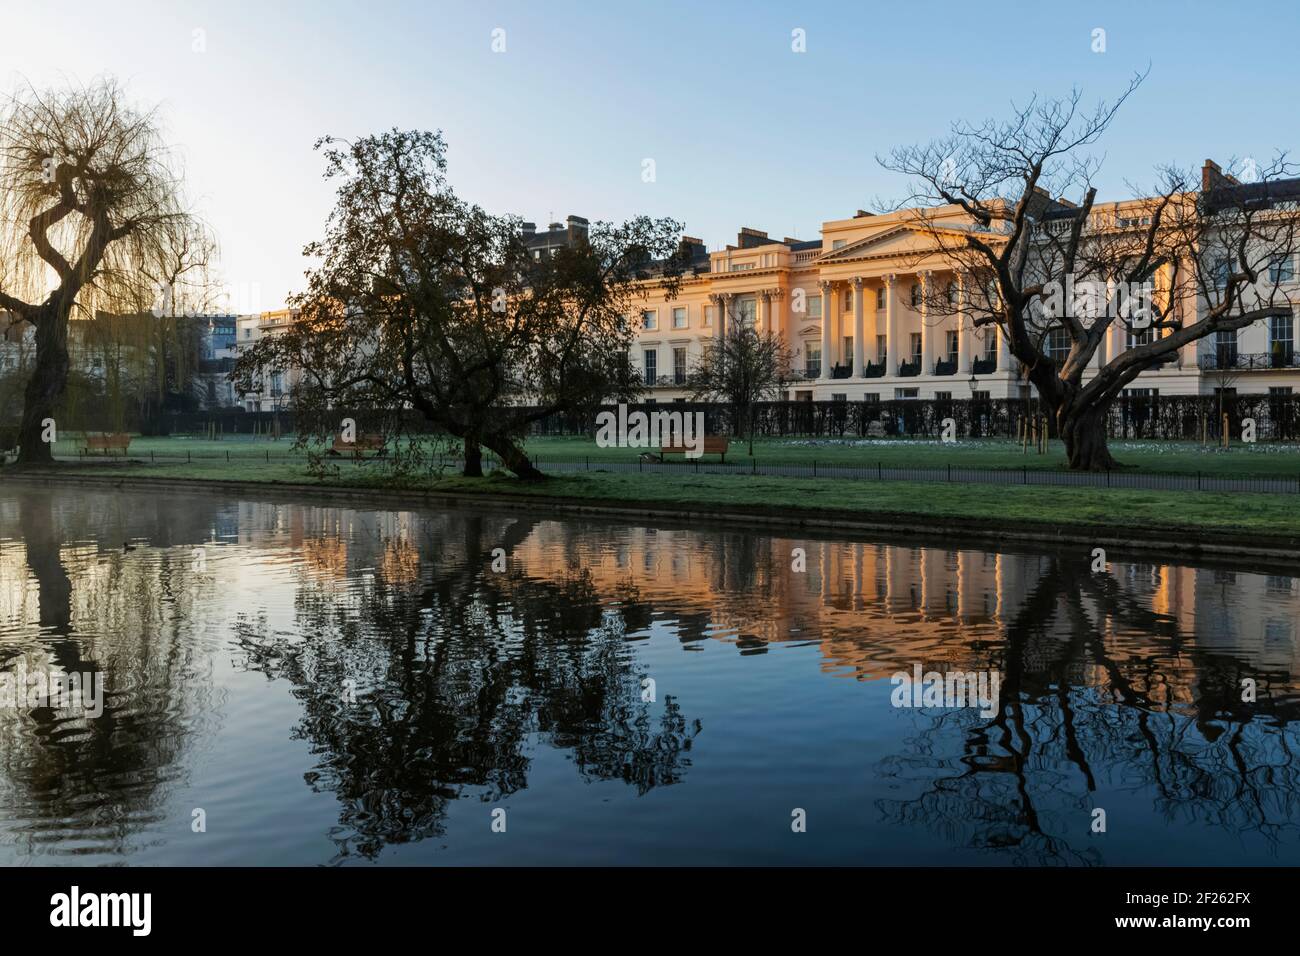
935, 391, 952, 400
910, 284, 922, 307
1269, 255, 1296, 284
1215, 328, 1238, 364
832, 239, 847, 250
643, 348, 657, 385
673, 347, 687, 384
863, 393, 879, 403
805, 343, 821, 378
1126, 326, 1151, 350
737, 297, 757, 328
876, 334, 887, 363
909, 332, 922, 361
641, 310, 657, 331
1270, 386, 1294, 395
805, 293, 822, 319
729, 262, 755, 271
831, 393, 847, 402
894, 387, 919, 400
672, 307, 687, 329
843, 336, 853, 364
1270, 312, 1294, 359
971, 390, 990, 401
1213, 257, 1232, 289
704, 306, 713, 328
945, 330, 959, 362
1046, 327, 1071, 363
876, 287, 886, 310
842, 289, 853, 312
982, 330, 998, 359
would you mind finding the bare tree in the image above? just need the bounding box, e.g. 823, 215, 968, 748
689, 306, 793, 454
881, 76, 1300, 470
0, 78, 201, 463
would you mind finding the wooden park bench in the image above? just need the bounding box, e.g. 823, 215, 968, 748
645, 436, 730, 463
327, 433, 388, 460
84, 433, 132, 456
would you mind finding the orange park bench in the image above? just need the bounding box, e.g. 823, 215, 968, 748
84, 433, 131, 456
327, 433, 388, 460
654, 436, 730, 463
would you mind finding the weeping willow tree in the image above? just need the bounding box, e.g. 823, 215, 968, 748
0, 78, 204, 463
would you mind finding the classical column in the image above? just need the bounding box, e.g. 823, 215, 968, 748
851, 277, 866, 378
882, 274, 896, 375
998, 315, 1012, 372
712, 293, 730, 342
819, 280, 834, 380
955, 272, 969, 372
767, 289, 784, 346
757, 290, 768, 333
918, 270, 933, 374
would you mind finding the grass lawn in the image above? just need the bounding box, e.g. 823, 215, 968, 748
518, 435, 1300, 478
17, 454, 1300, 540
48, 432, 1300, 479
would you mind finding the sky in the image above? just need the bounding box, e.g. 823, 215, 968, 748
6, 0, 1297, 312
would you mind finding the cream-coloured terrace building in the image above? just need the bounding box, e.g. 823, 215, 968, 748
627, 163, 1300, 403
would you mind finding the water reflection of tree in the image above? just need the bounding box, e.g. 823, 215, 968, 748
877, 554, 1300, 865
232, 514, 701, 862
0, 490, 214, 859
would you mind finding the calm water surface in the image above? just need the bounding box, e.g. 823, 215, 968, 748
1, 483, 1298, 866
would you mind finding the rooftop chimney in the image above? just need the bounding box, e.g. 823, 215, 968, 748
566, 215, 589, 243
1202, 159, 1240, 192
737, 226, 771, 249
521, 221, 536, 238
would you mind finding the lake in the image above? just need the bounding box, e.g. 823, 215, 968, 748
1, 482, 1298, 865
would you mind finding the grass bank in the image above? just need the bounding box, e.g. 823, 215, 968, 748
7, 455, 1300, 555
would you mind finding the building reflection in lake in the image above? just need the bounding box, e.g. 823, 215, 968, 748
1, 487, 1298, 865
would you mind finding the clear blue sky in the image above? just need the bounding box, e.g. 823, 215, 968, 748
7, 0, 1296, 310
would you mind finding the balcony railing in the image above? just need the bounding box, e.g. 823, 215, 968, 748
972, 356, 998, 374
863, 360, 886, 378
934, 358, 958, 376
830, 363, 852, 379
898, 359, 921, 377
1199, 350, 1298, 371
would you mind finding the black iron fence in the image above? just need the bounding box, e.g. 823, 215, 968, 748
33, 391, 1300, 443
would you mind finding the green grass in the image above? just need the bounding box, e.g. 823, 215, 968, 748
518, 435, 1300, 478
50, 433, 1300, 479
16, 454, 1300, 539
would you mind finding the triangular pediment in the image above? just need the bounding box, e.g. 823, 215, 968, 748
816, 223, 996, 263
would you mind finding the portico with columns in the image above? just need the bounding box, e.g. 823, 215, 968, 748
627, 202, 1227, 402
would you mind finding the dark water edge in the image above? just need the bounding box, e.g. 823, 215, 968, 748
1, 483, 1299, 866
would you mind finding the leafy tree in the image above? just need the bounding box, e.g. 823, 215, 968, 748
235, 129, 686, 479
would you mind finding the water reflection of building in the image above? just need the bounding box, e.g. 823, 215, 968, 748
508, 522, 1300, 706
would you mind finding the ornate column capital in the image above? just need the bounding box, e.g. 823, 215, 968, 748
851, 276, 864, 290
818, 278, 835, 292
882, 273, 896, 288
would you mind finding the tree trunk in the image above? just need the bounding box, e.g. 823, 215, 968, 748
1058, 404, 1118, 471
17, 310, 69, 466
481, 431, 545, 481
462, 440, 483, 478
